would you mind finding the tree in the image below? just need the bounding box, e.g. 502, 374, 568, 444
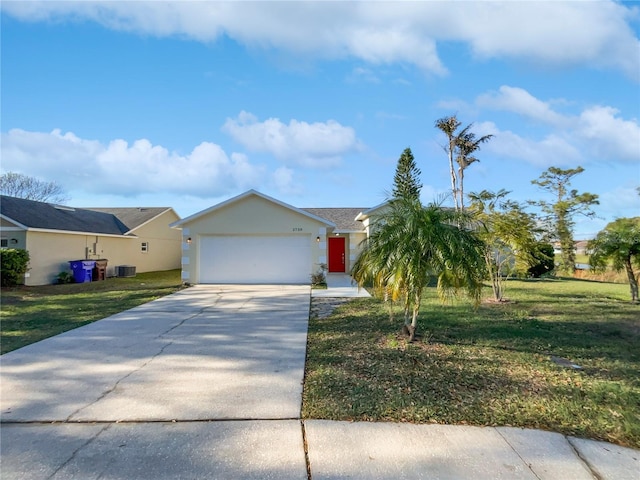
530, 166, 598, 274
468, 189, 540, 301
435, 115, 492, 211
391, 147, 422, 201
351, 197, 486, 341
0, 172, 69, 203
589, 217, 640, 302
456, 130, 492, 210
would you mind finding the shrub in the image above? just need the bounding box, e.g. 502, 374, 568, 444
311, 263, 327, 288
57, 271, 74, 284
525, 242, 555, 278
1, 248, 30, 287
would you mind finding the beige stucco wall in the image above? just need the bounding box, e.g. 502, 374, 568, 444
177, 195, 329, 284
26, 232, 98, 285
122, 209, 182, 274
347, 232, 367, 273
14, 209, 181, 286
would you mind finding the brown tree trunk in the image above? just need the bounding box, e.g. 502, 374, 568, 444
624, 259, 639, 303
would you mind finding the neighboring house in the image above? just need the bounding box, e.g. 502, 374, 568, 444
553, 240, 591, 256
171, 190, 378, 284
575, 240, 590, 256
0, 195, 182, 285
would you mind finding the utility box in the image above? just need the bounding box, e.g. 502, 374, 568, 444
69, 260, 96, 283
93, 259, 108, 281
117, 265, 136, 278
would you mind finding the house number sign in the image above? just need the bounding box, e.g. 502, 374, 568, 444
292, 227, 303, 231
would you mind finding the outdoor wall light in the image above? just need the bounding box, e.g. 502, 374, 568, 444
316, 236, 320, 242
10, 238, 18, 244
186, 237, 192, 244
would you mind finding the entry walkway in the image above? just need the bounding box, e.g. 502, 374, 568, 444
1, 285, 638, 479
311, 273, 371, 298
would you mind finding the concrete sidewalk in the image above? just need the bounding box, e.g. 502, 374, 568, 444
1, 285, 638, 479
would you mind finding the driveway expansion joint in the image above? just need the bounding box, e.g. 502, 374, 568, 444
495, 428, 542, 480
567, 436, 603, 480
301, 420, 313, 480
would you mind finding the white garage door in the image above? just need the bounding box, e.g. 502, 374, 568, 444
199, 235, 312, 284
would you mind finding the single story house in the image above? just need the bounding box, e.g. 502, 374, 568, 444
171, 190, 385, 284
0, 195, 182, 285
552, 240, 591, 256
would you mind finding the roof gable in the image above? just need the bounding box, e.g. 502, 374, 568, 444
87, 207, 176, 233
171, 190, 336, 228
355, 201, 390, 221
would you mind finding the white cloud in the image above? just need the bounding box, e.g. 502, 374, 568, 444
0, 128, 265, 197
598, 185, 640, 219
476, 86, 568, 127
221, 111, 361, 168
271, 166, 301, 195
3, 1, 637, 78
475, 88, 640, 166
478, 121, 582, 168
576, 106, 640, 162
453, 2, 639, 79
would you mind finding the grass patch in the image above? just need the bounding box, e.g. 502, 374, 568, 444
302, 278, 640, 448
1, 270, 184, 354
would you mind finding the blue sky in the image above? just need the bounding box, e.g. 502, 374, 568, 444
1, 1, 639, 239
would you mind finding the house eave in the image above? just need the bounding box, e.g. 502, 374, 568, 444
21, 227, 137, 239
355, 200, 389, 221
0, 214, 28, 230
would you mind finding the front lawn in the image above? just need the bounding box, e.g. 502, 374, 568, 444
0, 270, 184, 354
302, 278, 640, 448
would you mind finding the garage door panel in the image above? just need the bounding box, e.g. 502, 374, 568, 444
199, 235, 311, 284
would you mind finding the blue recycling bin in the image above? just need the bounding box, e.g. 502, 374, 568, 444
69, 260, 96, 283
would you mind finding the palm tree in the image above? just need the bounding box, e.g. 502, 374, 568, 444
434, 115, 492, 211
456, 131, 493, 210
435, 116, 465, 211
351, 197, 486, 341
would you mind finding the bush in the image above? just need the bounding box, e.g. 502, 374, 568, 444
1, 248, 30, 287
311, 263, 327, 288
57, 271, 74, 284
525, 242, 555, 278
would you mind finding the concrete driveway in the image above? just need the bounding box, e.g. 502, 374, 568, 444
1, 285, 310, 479
2, 285, 638, 479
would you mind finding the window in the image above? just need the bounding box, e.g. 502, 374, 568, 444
0, 239, 7, 248
141, 242, 149, 253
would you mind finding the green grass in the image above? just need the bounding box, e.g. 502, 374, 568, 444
1, 270, 184, 354
302, 278, 640, 448
3, 272, 638, 447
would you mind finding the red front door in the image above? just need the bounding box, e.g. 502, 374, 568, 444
328, 237, 346, 272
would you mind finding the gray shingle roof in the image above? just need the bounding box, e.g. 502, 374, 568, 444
87, 207, 171, 232
301, 208, 367, 231
1, 195, 130, 235
0, 196, 170, 236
